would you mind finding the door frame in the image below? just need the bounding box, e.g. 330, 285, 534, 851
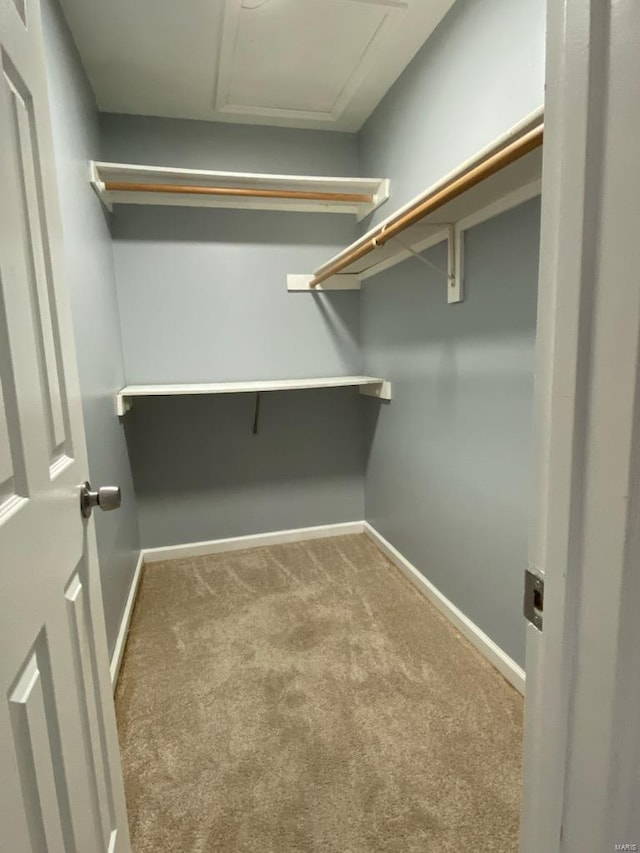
521, 0, 640, 849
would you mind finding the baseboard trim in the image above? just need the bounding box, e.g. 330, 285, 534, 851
141, 521, 366, 564
110, 551, 144, 688
363, 522, 526, 695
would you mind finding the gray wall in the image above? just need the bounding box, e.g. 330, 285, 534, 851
42, 0, 140, 657
109, 207, 361, 384
124, 390, 364, 547
100, 114, 360, 177
101, 115, 366, 546
359, 0, 545, 667
362, 203, 540, 667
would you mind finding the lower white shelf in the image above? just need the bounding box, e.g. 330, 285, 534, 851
116, 376, 392, 416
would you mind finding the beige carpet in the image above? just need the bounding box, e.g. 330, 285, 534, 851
116, 534, 523, 852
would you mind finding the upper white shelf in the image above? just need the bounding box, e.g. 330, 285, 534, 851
288, 109, 544, 293
90, 162, 390, 221
116, 376, 392, 416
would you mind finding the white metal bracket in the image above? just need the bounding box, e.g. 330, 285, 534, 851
393, 225, 463, 304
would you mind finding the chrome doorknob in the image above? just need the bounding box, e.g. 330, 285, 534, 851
80, 481, 122, 518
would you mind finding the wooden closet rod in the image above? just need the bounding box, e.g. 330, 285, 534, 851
310, 123, 544, 288
103, 181, 374, 205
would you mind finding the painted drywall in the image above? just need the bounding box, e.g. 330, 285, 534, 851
362, 201, 540, 667
100, 113, 361, 176
124, 389, 365, 548
110, 206, 361, 383
102, 115, 367, 545
359, 0, 545, 667
42, 0, 140, 657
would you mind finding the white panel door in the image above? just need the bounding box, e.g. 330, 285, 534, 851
0, 0, 131, 850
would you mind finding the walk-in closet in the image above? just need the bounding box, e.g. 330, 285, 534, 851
4, 0, 639, 850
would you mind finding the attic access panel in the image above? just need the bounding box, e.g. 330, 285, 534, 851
216, 0, 409, 124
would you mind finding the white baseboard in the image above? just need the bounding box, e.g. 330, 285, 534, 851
363, 522, 526, 695
141, 521, 366, 563
110, 551, 144, 687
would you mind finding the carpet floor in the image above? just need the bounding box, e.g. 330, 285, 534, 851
115, 534, 523, 852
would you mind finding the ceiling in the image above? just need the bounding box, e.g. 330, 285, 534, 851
58, 0, 455, 132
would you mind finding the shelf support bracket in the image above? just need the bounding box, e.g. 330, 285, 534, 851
393, 225, 463, 304
359, 380, 392, 401
449, 224, 463, 304
117, 395, 132, 417
252, 392, 261, 435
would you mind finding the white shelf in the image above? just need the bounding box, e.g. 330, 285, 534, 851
116, 376, 392, 416
90, 162, 390, 221
289, 109, 544, 295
